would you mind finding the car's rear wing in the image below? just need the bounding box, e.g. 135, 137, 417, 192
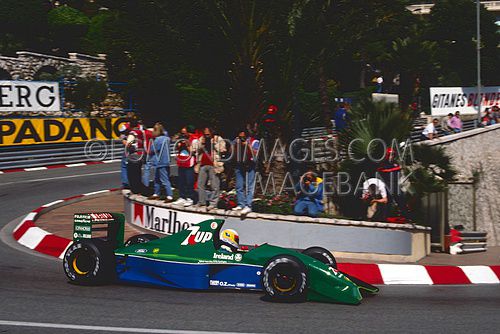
73, 212, 125, 248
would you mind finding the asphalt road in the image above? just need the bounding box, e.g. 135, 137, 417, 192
0, 164, 499, 334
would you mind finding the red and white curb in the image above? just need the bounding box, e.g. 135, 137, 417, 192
11, 189, 500, 285
337, 263, 500, 285
12, 188, 120, 259
0, 159, 119, 174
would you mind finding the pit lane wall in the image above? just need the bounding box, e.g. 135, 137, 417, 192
124, 191, 431, 262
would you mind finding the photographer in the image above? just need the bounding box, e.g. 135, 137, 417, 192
361, 178, 388, 221
293, 171, 324, 217
195, 127, 226, 209
172, 126, 196, 207
232, 130, 259, 215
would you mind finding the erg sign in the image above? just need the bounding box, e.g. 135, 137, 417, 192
0, 80, 61, 112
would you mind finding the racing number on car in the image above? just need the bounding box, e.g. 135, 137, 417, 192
181, 226, 213, 245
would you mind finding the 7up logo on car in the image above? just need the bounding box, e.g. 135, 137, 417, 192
181, 226, 213, 246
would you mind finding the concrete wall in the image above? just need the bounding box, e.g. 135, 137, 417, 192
423, 124, 500, 245
124, 192, 431, 262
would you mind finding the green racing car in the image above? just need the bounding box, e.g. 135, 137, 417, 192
63, 212, 378, 304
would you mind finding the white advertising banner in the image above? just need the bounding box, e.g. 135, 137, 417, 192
429, 86, 500, 116
126, 197, 214, 235
0, 80, 61, 112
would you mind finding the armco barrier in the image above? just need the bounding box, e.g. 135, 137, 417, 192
0, 140, 123, 170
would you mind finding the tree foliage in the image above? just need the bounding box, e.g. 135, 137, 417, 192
0, 0, 498, 130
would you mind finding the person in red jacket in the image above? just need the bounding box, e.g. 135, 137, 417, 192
377, 147, 411, 220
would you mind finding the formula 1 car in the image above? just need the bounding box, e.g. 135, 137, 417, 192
63, 212, 378, 304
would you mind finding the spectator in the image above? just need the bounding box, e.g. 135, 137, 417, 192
293, 171, 324, 217
195, 127, 226, 209
491, 106, 499, 123
481, 109, 494, 126
332, 103, 349, 132
376, 75, 383, 93
361, 178, 388, 221
172, 127, 195, 207
126, 119, 145, 194
377, 148, 412, 220
440, 113, 453, 135
118, 111, 139, 188
142, 126, 155, 188
148, 123, 173, 201
118, 122, 131, 188
421, 118, 439, 140
232, 130, 260, 215
449, 111, 462, 133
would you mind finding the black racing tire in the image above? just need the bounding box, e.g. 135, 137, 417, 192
302, 246, 337, 269
262, 255, 308, 302
63, 239, 116, 285
124, 234, 159, 247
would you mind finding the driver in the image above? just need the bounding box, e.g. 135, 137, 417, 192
219, 229, 239, 253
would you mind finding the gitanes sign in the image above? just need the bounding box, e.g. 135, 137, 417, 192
127, 198, 214, 235
430, 86, 500, 116
0, 80, 61, 112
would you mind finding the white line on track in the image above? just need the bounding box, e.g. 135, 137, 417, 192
0, 170, 119, 186
0, 320, 266, 334
65, 163, 87, 167
24, 167, 48, 171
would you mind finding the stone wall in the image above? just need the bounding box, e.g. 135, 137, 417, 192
424, 124, 500, 245
0, 51, 126, 117
0, 51, 107, 80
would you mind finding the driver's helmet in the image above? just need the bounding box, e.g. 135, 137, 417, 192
219, 229, 239, 252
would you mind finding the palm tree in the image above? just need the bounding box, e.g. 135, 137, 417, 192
336, 100, 455, 221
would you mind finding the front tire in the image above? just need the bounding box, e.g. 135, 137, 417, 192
302, 246, 337, 269
63, 239, 115, 285
262, 255, 308, 302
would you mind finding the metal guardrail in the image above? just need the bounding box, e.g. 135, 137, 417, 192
0, 119, 484, 171
301, 119, 480, 164
410, 119, 477, 142
0, 140, 124, 170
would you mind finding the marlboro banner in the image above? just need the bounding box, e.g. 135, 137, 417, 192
126, 197, 214, 235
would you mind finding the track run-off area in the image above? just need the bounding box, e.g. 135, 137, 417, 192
0, 164, 499, 334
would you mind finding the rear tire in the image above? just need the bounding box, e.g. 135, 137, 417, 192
262, 255, 308, 302
302, 246, 337, 269
124, 234, 159, 247
63, 239, 115, 285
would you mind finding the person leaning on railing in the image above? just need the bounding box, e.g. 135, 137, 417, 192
421, 118, 439, 140
440, 113, 453, 135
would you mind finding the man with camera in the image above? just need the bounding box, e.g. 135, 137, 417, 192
232, 130, 259, 215
361, 177, 388, 221
293, 171, 324, 218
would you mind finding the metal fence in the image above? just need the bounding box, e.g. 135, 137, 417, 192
0, 140, 124, 170
301, 119, 480, 164
0, 118, 484, 171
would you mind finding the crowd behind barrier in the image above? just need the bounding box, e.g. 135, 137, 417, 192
119, 103, 499, 224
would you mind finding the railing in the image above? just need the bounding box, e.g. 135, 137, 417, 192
301, 119, 480, 164
0, 140, 123, 170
